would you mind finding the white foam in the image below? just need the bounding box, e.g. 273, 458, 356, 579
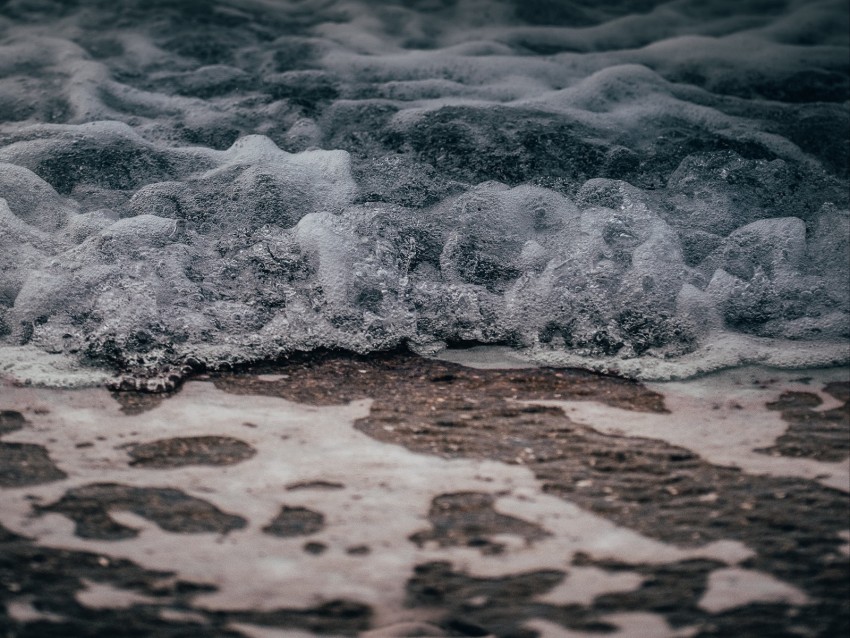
698, 567, 809, 613
0, 0, 846, 385
0, 346, 113, 388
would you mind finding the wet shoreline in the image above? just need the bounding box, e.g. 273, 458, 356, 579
2, 352, 847, 636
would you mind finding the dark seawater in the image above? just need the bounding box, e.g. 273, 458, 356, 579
0, 0, 847, 385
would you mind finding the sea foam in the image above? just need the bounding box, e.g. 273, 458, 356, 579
0, 0, 847, 387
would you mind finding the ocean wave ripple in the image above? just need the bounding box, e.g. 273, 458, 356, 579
0, 0, 848, 386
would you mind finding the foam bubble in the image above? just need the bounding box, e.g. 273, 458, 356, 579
0, 0, 847, 385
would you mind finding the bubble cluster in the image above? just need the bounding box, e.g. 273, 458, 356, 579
0, 0, 847, 385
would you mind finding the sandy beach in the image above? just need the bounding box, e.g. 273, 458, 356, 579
2, 352, 847, 636
1, 0, 848, 634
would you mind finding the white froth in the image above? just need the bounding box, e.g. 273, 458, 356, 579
0, 0, 847, 384
698, 568, 809, 613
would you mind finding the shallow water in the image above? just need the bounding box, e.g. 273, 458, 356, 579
0, 0, 848, 385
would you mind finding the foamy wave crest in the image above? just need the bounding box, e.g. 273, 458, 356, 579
0, 0, 847, 386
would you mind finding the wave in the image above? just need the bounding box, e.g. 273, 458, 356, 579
0, 0, 847, 387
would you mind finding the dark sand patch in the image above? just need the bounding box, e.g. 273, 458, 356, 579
286, 480, 345, 491
0, 523, 371, 637
262, 506, 325, 538
110, 391, 172, 415
37, 483, 247, 540
0, 409, 67, 487
757, 381, 850, 461
211, 350, 667, 413
409, 492, 551, 555
123, 436, 256, 468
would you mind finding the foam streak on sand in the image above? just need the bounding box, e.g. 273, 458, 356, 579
2, 360, 844, 634
0, 0, 848, 386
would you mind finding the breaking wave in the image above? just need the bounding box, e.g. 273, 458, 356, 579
0, 0, 848, 387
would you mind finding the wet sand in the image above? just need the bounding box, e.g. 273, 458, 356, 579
1, 352, 848, 637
